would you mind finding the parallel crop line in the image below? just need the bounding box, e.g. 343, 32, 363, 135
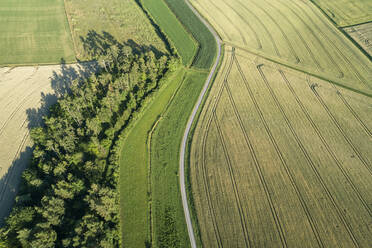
331, 85, 372, 138
257, 65, 324, 248
280, 70, 361, 247
205, 0, 247, 46
221, 1, 262, 49
308, 79, 372, 175
234, 0, 281, 58
275, 0, 345, 78
302, 1, 371, 88
199, 50, 236, 248
213, 111, 252, 248
261, 0, 323, 72
245, 0, 301, 64
233, 51, 288, 248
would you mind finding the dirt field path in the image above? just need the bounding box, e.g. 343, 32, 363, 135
0, 63, 97, 225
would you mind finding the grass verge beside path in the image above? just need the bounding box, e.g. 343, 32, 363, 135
151, 70, 208, 247
119, 67, 186, 248
141, 0, 197, 66
164, 0, 216, 69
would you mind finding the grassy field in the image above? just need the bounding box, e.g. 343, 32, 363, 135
119, 68, 208, 247
311, 0, 372, 27
64, 0, 167, 60
141, 0, 197, 66
0, 0, 75, 65
119, 67, 186, 247
164, 0, 216, 69
190, 46, 372, 247
191, 0, 372, 94
344, 22, 372, 57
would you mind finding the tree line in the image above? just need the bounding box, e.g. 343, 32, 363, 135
0, 36, 177, 247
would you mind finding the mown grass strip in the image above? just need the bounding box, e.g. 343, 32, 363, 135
151, 70, 208, 247
164, 0, 216, 69
140, 0, 198, 66
119, 67, 186, 247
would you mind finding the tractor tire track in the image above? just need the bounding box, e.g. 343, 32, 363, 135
235, 0, 281, 58
233, 52, 288, 248
280, 70, 363, 247
261, 0, 324, 72
213, 111, 252, 248
245, 0, 301, 64
198, 49, 236, 248
307, 78, 372, 175
205, 0, 247, 46
275, 0, 345, 78
221, 1, 262, 49
257, 65, 324, 248
302, 1, 371, 88
331, 85, 372, 138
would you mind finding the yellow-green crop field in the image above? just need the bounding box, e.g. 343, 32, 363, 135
344, 22, 372, 57
189, 0, 372, 247
0, 0, 75, 65
311, 0, 372, 27
64, 0, 167, 60
190, 0, 372, 95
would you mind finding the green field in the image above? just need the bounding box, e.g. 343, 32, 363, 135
141, 0, 197, 66
344, 22, 372, 57
164, 0, 216, 69
64, 0, 167, 60
311, 0, 372, 27
0, 0, 75, 65
120, 68, 186, 247
119, 68, 208, 247
189, 0, 372, 247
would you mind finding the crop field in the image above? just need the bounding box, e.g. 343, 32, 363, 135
0, 0, 75, 65
311, 0, 372, 27
190, 46, 372, 247
64, 0, 167, 60
141, 0, 197, 66
164, 0, 216, 69
190, 0, 372, 94
0, 63, 96, 225
344, 22, 372, 57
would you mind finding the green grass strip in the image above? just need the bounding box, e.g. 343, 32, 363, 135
119, 67, 186, 247
150, 70, 208, 247
141, 0, 198, 66
164, 0, 216, 69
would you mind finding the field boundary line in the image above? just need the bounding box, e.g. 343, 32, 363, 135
280, 70, 363, 247
62, 0, 78, 60
179, 0, 221, 247
226, 44, 372, 98
305, 1, 372, 86
307, 78, 372, 175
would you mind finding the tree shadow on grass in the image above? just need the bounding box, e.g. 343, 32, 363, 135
80, 30, 166, 59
